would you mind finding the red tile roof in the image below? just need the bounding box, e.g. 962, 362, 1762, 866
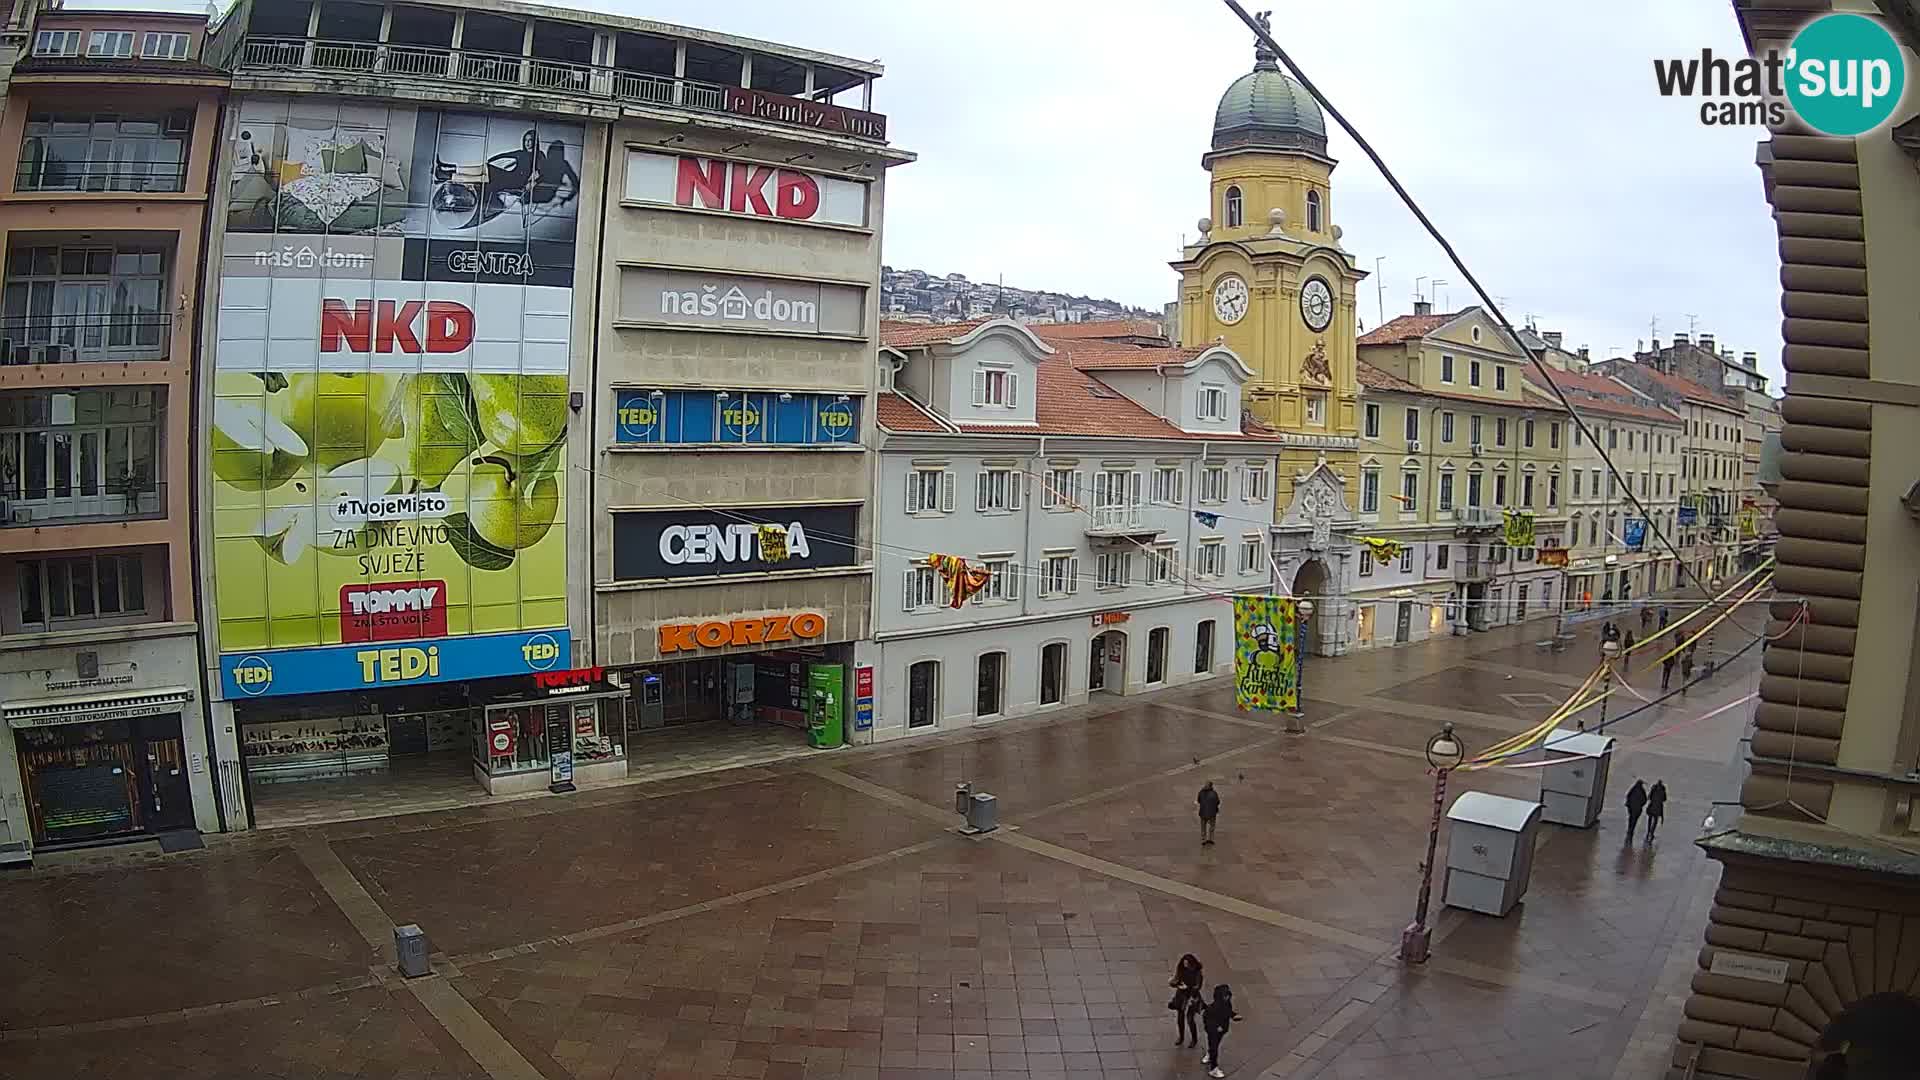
1050, 339, 1211, 371
877, 362, 1277, 442
880, 320, 991, 347
1522, 369, 1681, 425
874, 391, 950, 433
1356, 311, 1461, 346
1356, 361, 1419, 393
1027, 319, 1165, 341
1593, 360, 1741, 412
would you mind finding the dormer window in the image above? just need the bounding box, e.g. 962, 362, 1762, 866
33, 30, 81, 56
1224, 186, 1244, 228
141, 32, 191, 60
973, 366, 1017, 408
1306, 190, 1322, 232
1198, 384, 1228, 421
87, 30, 134, 58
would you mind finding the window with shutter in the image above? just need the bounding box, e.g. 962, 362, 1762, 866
1067, 557, 1079, 594
976, 471, 990, 512
1009, 472, 1022, 509
905, 472, 922, 514
1129, 471, 1143, 507
941, 471, 956, 512
972, 368, 987, 406
902, 568, 917, 611
1006, 372, 1018, 408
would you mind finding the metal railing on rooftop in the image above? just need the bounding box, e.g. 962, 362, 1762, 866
236, 35, 882, 141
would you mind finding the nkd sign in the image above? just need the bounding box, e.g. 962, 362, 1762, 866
619, 267, 865, 337
624, 151, 869, 229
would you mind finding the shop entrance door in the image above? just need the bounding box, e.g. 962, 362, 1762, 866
138, 718, 192, 832
907, 660, 939, 729
1089, 631, 1126, 694
1395, 602, 1413, 644
16, 713, 190, 844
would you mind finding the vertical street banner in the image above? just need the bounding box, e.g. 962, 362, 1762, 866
211, 98, 583, 697
1234, 596, 1299, 713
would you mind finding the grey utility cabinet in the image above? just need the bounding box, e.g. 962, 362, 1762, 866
1442, 792, 1542, 917
1536, 728, 1616, 828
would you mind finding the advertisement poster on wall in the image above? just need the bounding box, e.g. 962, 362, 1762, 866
211, 97, 582, 697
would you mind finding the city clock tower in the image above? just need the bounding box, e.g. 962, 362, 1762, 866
1171, 16, 1366, 509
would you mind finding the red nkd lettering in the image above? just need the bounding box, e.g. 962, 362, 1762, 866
320, 299, 474, 354
674, 156, 727, 211
775, 170, 820, 220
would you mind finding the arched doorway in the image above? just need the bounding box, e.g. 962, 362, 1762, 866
1807, 992, 1920, 1078
1291, 559, 1330, 656
1089, 629, 1127, 694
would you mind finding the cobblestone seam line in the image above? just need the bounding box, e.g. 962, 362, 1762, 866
292, 840, 398, 951
0, 974, 382, 1041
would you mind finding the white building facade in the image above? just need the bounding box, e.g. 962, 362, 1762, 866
863, 320, 1280, 740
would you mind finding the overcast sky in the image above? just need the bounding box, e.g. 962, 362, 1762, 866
569, 0, 1780, 383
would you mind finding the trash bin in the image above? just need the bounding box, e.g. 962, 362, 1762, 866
394, 924, 431, 978
1442, 792, 1542, 917
965, 791, 998, 833
1536, 727, 1615, 828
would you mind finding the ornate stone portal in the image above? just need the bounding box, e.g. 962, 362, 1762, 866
1273, 459, 1356, 656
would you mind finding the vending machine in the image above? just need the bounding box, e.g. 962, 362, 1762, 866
806, 663, 844, 748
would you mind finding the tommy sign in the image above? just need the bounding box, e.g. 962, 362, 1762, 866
612, 504, 860, 581
618, 267, 865, 337
623, 151, 869, 228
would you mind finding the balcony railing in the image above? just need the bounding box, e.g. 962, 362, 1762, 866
15, 162, 187, 195
1, 480, 166, 527
0, 314, 171, 364
236, 36, 887, 142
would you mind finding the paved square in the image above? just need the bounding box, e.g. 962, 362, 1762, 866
0, 619, 1763, 1079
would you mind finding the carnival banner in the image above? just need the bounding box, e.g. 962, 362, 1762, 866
1624, 518, 1648, 550
1234, 595, 1299, 713
1502, 508, 1536, 548
1739, 510, 1758, 539
1355, 535, 1406, 567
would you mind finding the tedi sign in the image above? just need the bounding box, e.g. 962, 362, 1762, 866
1653, 13, 1906, 134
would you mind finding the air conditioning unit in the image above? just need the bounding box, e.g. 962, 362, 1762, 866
1470, 442, 1485, 456
9, 505, 30, 525
1406, 439, 1421, 453
27, 344, 53, 365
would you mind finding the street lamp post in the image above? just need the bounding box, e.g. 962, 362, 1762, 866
1705, 577, 1723, 676
1590, 639, 1620, 733
1400, 721, 1466, 965
1287, 598, 1315, 735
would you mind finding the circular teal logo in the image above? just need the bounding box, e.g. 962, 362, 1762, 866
1786, 14, 1906, 136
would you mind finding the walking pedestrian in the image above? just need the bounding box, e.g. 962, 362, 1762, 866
1622, 629, 1637, 669
1639, 606, 1653, 632
1197, 781, 1220, 846
1682, 641, 1697, 684
1646, 780, 1668, 842
1625, 779, 1648, 842
1658, 606, 1670, 630
1201, 985, 1242, 1078
1661, 650, 1678, 693
1168, 954, 1204, 1047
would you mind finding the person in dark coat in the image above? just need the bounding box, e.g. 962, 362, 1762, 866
1640, 606, 1653, 632
1658, 606, 1671, 630
1197, 781, 1221, 846
1622, 629, 1638, 669
1168, 954, 1204, 1047
1646, 780, 1668, 841
1662, 649, 1678, 693
1625, 779, 1648, 841
1682, 641, 1698, 683
1201, 984, 1242, 1078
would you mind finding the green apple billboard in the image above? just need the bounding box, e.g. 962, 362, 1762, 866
211, 98, 582, 698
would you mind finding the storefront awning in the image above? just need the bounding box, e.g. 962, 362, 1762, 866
4, 687, 194, 729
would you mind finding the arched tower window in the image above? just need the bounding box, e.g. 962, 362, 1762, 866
1224, 186, 1243, 228
1306, 190, 1323, 232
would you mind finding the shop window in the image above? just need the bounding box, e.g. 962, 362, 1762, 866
1195, 619, 1216, 674
1146, 627, 1169, 685
976, 651, 1005, 717
1040, 642, 1066, 705
482, 703, 552, 774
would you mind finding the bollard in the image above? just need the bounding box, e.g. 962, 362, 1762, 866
394, 924, 431, 979
963, 792, 998, 834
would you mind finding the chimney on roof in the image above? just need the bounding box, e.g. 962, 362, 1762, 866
1699, 332, 1715, 352
1742, 350, 1758, 370
1578, 346, 1590, 362
1543, 330, 1563, 349
1651, 337, 1662, 352
1673, 332, 1688, 347
1413, 299, 1433, 316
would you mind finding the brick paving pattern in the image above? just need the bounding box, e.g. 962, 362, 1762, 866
0, 618, 1761, 1079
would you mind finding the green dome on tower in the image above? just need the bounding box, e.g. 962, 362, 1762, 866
1211, 29, 1328, 156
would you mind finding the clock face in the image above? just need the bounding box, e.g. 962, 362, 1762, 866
1300, 276, 1334, 332
1212, 275, 1249, 325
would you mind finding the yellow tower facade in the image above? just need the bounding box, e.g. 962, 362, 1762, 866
1171, 28, 1366, 515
